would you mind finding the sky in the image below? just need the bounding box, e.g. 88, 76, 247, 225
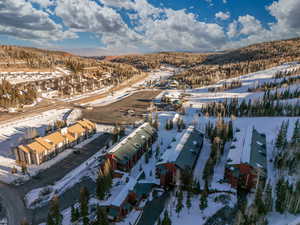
0, 0, 300, 56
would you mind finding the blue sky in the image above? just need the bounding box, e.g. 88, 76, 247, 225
0, 0, 300, 55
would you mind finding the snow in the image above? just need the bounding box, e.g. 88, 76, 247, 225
0, 67, 70, 84
268, 212, 300, 225
111, 177, 137, 207
85, 68, 174, 107
166, 192, 236, 225
25, 132, 104, 208
160, 126, 194, 164
108, 122, 150, 154
0, 108, 70, 184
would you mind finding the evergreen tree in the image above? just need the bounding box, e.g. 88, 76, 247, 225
155, 146, 160, 159
83, 216, 89, 225
175, 190, 184, 216
71, 204, 77, 223
228, 120, 234, 140
80, 187, 90, 218
199, 192, 208, 210
48, 196, 62, 225
276, 178, 287, 213
47, 214, 55, 225
162, 210, 172, 225
186, 191, 192, 214
254, 187, 267, 215
96, 174, 105, 200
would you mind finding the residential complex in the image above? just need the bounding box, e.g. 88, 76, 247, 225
107, 123, 157, 172
225, 127, 267, 190
14, 119, 96, 165
156, 126, 204, 186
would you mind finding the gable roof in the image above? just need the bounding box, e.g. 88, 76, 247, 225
109, 123, 156, 164
158, 126, 203, 170
35, 137, 53, 150
227, 127, 267, 170
18, 145, 30, 153
68, 123, 86, 135
175, 129, 203, 170
77, 119, 95, 131
249, 128, 267, 169
27, 141, 48, 154
44, 132, 65, 145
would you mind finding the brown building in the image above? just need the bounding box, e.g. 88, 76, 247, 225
14, 119, 96, 165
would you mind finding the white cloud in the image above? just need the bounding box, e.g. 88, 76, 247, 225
238, 15, 263, 35
227, 20, 238, 38
215, 11, 230, 20
54, 0, 226, 53
0, 0, 76, 42
223, 0, 227, 3
29, 0, 54, 8
225, 0, 300, 49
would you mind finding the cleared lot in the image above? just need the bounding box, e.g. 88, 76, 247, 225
83, 90, 161, 125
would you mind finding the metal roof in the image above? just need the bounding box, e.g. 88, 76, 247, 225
249, 128, 267, 170
174, 129, 203, 170
158, 126, 203, 171
110, 123, 156, 164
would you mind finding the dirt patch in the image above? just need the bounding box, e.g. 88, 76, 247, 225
82, 90, 161, 125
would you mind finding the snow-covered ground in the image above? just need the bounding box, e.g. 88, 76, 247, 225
0, 67, 70, 84
25, 132, 105, 209
165, 192, 236, 225
85, 68, 175, 107
0, 108, 71, 183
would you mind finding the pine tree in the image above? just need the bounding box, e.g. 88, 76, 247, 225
228, 120, 233, 140
162, 210, 172, 225
48, 196, 62, 225
186, 191, 192, 214
80, 187, 89, 218
83, 216, 89, 225
47, 214, 55, 225
71, 204, 77, 223
276, 178, 287, 213
254, 187, 267, 215
155, 146, 160, 159
96, 174, 105, 200
95, 206, 109, 225
175, 190, 184, 216
264, 183, 273, 212
199, 192, 208, 210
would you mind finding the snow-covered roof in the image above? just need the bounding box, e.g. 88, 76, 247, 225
227, 126, 252, 165
227, 126, 267, 170
108, 123, 151, 154
111, 177, 137, 207
159, 126, 195, 164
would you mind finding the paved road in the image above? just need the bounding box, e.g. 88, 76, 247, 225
0, 183, 27, 225
0, 133, 112, 225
